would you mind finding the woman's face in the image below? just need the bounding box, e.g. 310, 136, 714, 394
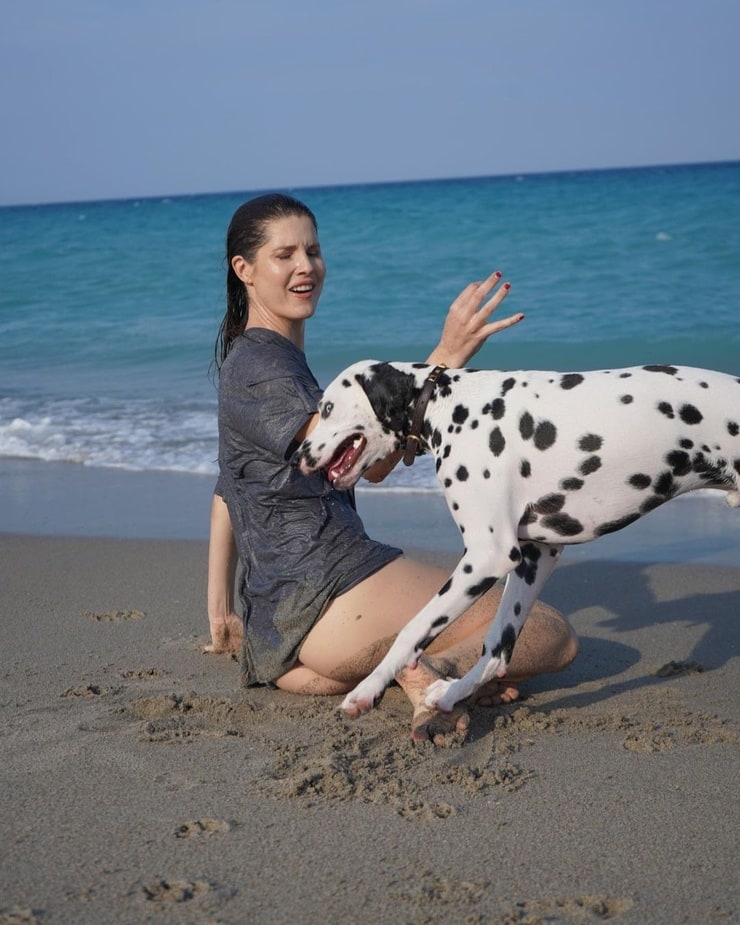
235, 214, 326, 337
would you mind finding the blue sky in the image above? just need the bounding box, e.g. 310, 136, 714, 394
2, 0, 739, 206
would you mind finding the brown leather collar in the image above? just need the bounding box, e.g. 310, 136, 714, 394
402, 364, 447, 466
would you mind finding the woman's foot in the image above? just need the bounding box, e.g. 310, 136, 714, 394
397, 656, 470, 747
469, 680, 521, 707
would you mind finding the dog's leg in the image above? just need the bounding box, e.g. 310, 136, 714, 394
340, 545, 516, 716
425, 542, 564, 712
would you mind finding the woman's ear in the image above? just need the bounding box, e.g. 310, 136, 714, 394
231, 254, 253, 286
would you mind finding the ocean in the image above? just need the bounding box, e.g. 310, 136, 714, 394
1, 161, 739, 496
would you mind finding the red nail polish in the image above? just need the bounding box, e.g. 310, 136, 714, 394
503, 282, 511, 290
495, 271, 502, 278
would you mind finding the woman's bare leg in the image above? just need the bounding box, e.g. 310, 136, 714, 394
288, 556, 577, 744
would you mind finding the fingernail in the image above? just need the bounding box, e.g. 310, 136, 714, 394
494, 271, 502, 278
503, 282, 511, 290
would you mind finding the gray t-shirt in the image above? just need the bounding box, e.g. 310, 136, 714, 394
217, 328, 401, 685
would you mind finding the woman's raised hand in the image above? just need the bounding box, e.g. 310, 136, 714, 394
427, 270, 523, 369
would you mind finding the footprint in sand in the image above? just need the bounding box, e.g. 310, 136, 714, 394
138, 878, 236, 906
60, 683, 121, 698
175, 818, 232, 838
0, 908, 42, 925
139, 879, 213, 903
83, 608, 145, 622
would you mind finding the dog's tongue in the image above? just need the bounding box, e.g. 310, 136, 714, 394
327, 437, 363, 484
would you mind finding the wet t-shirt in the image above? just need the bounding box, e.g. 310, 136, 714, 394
217, 328, 401, 684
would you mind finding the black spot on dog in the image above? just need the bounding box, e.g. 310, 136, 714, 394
519, 412, 534, 441
533, 493, 566, 514
482, 398, 506, 419
542, 513, 585, 536
341, 378, 351, 388
489, 427, 506, 457
444, 478, 452, 488
644, 364, 678, 375
501, 377, 516, 395
509, 546, 522, 562
491, 624, 518, 663
439, 578, 452, 595
534, 421, 557, 450
679, 404, 703, 425
514, 602, 522, 616
619, 372, 632, 378
620, 395, 634, 404
468, 576, 497, 597
431, 615, 450, 629
560, 373, 585, 390
692, 452, 724, 480
728, 421, 739, 437
654, 470, 678, 497
483, 468, 491, 479
657, 402, 675, 419
578, 433, 603, 452
515, 557, 538, 585
629, 473, 652, 489
463, 564, 473, 573
520, 459, 531, 478
679, 438, 694, 449
520, 542, 542, 561
699, 381, 709, 388
452, 404, 469, 425
641, 495, 665, 514
666, 449, 692, 476
580, 455, 602, 476
416, 634, 437, 653
456, 465, 469, 482
560, 477, 584, 491
595, 513, 641, 536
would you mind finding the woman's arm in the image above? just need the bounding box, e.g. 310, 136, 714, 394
204, 493, 243, 654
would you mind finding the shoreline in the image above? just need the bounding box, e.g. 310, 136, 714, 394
1, 456, 739, 565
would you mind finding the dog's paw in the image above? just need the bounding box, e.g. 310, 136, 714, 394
340, 677, 385, 717
423, 678, 458, 712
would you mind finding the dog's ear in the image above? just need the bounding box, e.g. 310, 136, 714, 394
355, 363, 418, 435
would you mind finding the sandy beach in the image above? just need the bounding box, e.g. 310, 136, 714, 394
1, 461, 738, 924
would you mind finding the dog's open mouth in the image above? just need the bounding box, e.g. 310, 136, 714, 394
326, 435, 367, 486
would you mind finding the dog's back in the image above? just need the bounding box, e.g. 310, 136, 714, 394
427, 364, 740, 545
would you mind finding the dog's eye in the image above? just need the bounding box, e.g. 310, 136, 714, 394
321, 401, 334, 419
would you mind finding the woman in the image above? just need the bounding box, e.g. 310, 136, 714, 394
207, 193, 577, 745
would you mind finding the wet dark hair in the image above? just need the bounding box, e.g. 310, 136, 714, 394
214, 193, 319, 369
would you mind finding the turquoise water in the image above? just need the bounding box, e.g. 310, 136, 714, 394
1, 161, 738, 490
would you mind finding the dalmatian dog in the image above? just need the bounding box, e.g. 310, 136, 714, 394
293, 361, 740, 716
